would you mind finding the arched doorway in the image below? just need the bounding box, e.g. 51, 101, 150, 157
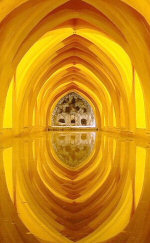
51, 92, 96, 128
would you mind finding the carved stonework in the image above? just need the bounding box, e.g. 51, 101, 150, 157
52, 92, 95, 127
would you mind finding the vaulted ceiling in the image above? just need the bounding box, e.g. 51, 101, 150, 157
0, 0, 150, 136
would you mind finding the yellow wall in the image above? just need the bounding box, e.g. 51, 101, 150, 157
0, 0, 149, 137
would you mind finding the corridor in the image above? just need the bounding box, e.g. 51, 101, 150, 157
0, 0, 150, 242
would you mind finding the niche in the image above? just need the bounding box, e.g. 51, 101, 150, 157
52, 92, 96, 127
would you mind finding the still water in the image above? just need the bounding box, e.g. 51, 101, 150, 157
0, 131, 150, 243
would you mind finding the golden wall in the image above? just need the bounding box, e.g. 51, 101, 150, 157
0, 0, 150, 138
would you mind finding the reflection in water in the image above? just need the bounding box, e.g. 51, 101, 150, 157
51, 132, 95, 167
0, 132, 149, 242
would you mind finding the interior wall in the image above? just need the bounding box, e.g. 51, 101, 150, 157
0, 0, 149, 139
51, 92, 96, 127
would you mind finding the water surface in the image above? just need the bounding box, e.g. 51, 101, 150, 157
0, 131, 150, 243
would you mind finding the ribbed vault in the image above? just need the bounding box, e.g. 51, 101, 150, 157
0, 0, 149, 138
0, 1, 150, 242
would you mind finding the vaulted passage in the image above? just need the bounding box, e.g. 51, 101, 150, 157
0, 0, 150, 242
